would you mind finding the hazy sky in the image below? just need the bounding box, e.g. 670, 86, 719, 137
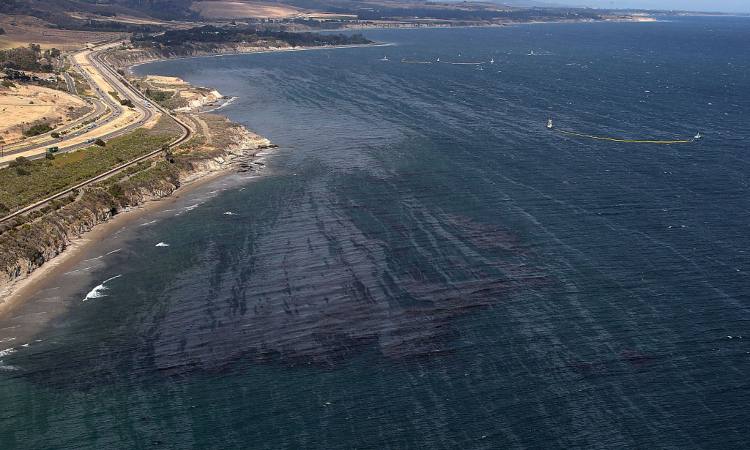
580, 0, 750, 13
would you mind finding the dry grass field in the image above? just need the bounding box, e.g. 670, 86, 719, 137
0, 15, 124, 50
0, 84, 87, 144
190, 1, 306, 19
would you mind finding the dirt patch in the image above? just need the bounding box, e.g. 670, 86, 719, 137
0, 84, 87, 145
139, 75, 223, 112
190, 1, 305, 19
66, 13, 169, 26
0, 14, 124, 50
144, 75, 188, 86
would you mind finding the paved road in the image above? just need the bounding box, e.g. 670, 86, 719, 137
0, 41, 193, 224
1, 45, 153, 162
63, 72, 77, 94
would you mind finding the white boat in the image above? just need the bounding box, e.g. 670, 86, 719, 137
490, 58, 495, 64
379, 56, 389, 61
477, 65, 484, 71
436, 57, 440, 62
547, 119, 554, 130
694, 132, 702, 140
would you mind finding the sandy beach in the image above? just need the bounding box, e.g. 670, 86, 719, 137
0, 157, 260, 320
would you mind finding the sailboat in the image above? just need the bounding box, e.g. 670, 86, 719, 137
547, 119, 554, 130
490, 58, 495, 64
379, 56, 389, 61
436, 57, 440, 63
694, 132, 702, 140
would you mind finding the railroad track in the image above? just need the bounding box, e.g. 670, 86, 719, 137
0, 42, 192, 225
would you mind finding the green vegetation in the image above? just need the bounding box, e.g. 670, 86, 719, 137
144, 88, 174, 106
0, 44, 60, 72
1, 80, 15, 88
354, 7, 601, 22
132, 25, 371, 52
0, 128, 175, 214
23, 122, 53, 137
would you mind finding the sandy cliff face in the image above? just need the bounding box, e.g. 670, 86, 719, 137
176, 90, 224, 112
111, 43, 292, 72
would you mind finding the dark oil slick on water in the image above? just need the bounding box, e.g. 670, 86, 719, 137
1, 17, 750, 448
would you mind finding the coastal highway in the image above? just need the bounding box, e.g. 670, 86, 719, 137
63, 72, 77, 95
0, 44, 155, 164
0, 41, 193, 224
0, 96, 109, 156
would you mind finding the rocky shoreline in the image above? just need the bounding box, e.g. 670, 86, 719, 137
0, 74, 274, 306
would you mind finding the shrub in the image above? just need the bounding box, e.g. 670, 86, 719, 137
9, 156, 29, 167
45, 152, 55, 160
108, 183, 124, 201
23, 122, 53, 137
94, 139, 106, 147
145, 88, 173, 104
1, 80, 14, 88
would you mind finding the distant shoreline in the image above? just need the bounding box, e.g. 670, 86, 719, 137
126, 42, 391, 74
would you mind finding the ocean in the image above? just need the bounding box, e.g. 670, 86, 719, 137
1, 17, 749, 448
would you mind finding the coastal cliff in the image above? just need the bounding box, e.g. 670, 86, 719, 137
109, 43, 294, 70
0, 115, 271, 300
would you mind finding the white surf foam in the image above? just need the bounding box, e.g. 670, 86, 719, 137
82, 275, 122, 302
202, 96, 237, 113
0, 347, 19, 370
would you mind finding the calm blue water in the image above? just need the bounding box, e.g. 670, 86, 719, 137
2, 18, 750, 448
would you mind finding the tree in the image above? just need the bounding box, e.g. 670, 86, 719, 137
94, 138, 106, 147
